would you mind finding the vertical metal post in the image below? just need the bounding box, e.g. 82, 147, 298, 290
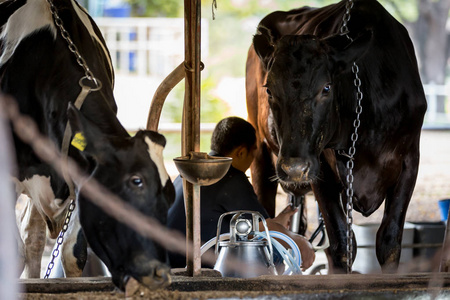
183, 0, 202, 276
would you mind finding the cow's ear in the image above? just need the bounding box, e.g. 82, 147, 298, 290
67, 103, 108, 158
253, 25, 276, 70
325, 29, 372, 74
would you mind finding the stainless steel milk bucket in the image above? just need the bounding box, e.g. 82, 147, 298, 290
214, 240, 274, 278
213, 211, 276, 278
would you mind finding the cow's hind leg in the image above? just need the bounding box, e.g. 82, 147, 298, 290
251, 141, 278, 217
16, 195, 46, 278
376, 149, 420, 273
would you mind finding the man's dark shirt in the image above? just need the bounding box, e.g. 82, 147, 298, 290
167, 164, 269, 268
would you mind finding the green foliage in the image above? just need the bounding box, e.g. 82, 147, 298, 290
125, 0, 181, 17
162, 82, 184, 123
162, 76, 228, 124
378, 0, 418, 22
200, 76, 230, 122
205, 0, 338, 19
163, 131, 213, 160
140, 0, 422, 131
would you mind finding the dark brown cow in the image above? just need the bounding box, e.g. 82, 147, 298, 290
246, 0, 427, 273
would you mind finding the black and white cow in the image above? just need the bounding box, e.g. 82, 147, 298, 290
1, 0, 174, 290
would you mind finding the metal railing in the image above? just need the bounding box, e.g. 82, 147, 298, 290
423, 83, 450, 128
94, 18, 448, 130
95, 17, 208, 77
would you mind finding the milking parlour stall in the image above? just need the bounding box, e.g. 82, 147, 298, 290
1, 0, 450, 299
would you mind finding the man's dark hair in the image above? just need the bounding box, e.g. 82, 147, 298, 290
210, 117, 256, 156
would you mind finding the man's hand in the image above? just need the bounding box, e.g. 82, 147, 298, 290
265, 219, 316, 271
272, 205, 298, 229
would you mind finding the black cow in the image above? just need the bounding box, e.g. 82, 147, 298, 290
246, 0, 427, 273
0, 0, 174, 289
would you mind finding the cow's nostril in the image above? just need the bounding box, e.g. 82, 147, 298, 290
300, 162, 310, 173
281, 160, 310, 178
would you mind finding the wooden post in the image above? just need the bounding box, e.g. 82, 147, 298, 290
183, 0, 202, 276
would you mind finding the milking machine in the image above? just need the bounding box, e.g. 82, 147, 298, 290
200, 211, 302, 278
289, 194, 304, 234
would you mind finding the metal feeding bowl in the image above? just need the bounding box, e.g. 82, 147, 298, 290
173, 152, 232, 186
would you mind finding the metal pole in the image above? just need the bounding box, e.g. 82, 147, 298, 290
146, 62, 185, 131
183, 0, 202, 276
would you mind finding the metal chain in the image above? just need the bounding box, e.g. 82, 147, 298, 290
44, 199, 76, 279
43, 0, 97, 278
343, 62, 363, 274
340, 0, 354, 41
338, 0, 363, 274
46, 0, 102, 90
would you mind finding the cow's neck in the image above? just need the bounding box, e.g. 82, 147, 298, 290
61, 85, 93, 200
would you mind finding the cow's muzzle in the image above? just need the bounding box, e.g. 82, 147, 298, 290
125, 264, 172, 296
277, 157, 314, 183
140, 264, 172, 288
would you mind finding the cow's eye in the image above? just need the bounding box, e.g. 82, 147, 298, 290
129, 175, 144, 188
266, 88, 272, 96
322, 84, 331, 95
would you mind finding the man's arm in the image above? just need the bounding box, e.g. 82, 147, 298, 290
263, 219, 315, 271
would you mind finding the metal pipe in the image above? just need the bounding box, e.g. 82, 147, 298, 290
183, 0, 202, 276
289, 194, 303, 234
146, 62, 185, 131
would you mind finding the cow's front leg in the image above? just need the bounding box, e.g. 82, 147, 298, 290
377, 149, 420, 273
312, 158, 356, 274
60, 205, 86, 277
16, 196, 46, 278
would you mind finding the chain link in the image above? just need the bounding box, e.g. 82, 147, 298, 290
338, 0, 364, 274
43, 0, 92, 278
44, 199, 76, 279
342, 62, 363, 274
340, 0, 354, 41
46, 0, 102, 90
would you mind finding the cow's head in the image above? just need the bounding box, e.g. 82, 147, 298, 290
68, 104, 174, 290
253, 29, 371, 185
